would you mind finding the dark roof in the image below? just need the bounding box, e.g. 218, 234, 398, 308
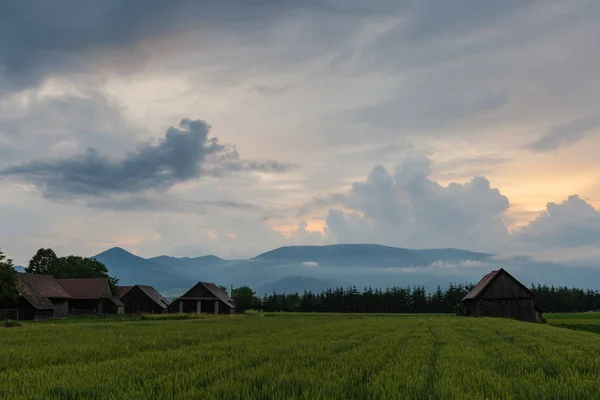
107, 296, 124, 307
137, 285, 170, 308
118, 286, 133, 298
201, 282, 235, 309
462, 269, 501, 300
17, 273, 71, 310
462, 268, 533, 301
58, 278, 110, 299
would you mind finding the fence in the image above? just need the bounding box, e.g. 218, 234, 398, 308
0, 309, 20, 320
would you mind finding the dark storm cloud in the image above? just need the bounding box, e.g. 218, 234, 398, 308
526, 115, 600, 153
0, 0, 537, 92
0, 118, 294, 198
0, 0, 308, 90
84, 194, 262, 214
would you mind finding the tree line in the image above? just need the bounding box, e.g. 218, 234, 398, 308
230, 283, 600, 314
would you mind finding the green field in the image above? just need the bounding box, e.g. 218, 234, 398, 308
2, 313, 600, 400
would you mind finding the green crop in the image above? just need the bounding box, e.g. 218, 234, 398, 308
2, 314, 600, 399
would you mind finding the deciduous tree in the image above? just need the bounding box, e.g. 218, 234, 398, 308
26, 248, 59, 275
0, 248, 18, 309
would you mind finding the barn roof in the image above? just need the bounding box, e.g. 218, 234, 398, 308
462, 268, 533, 301
107, 296, 124, 307
118, 286, 133, 298
202, 282, 235, 309
137, 285, 170, 308
176, 281, 235, 309
17, 273, 71, 310
58, 278, 110, 299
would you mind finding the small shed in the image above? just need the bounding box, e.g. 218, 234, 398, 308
168, 282, 234, 315
59, 278, 124, 315
16, 273, 71, 320
120, 285, 170, 314
462, 268, 542, 322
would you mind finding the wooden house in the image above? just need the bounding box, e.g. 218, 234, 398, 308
16, 273, 71, 320
59, 278, 124, 315
462, 268, 542, 322
167, 282, 234, 315
120, 285, 170, 314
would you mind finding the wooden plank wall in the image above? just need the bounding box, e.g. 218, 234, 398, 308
479, 273, 531, 300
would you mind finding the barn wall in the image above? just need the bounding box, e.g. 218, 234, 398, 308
167, 300, 180, 314
218, 301, 233, 315
122, 287, 166, 314
68, 299, 101, 314
475, 298, 536, 322
18, 298, 36, 320
479, 273, 532, 300
51, 299, 69, 319
34, 310, 54, 321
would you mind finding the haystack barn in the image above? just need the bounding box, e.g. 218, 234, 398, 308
59, 278, 124, 315
120, 285, 170, 314
462, 268, 542, 322
16, 273, 71, 320
168, 282, 234, 315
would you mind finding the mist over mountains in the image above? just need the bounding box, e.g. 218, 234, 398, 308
92, 244, 600, 297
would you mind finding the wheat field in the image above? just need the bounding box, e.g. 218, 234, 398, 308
1, 313, 600, 399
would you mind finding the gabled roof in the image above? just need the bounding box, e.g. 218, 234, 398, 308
17, 273, 71, 310
137, 285, 170, 308
107, 296, 124, 307
462, 269, 501, 300
202, 282, 235, 309
58, 278, 110, 300
177, 281, 235, 309
462, 268, 533, 301
118, 286, 133, 298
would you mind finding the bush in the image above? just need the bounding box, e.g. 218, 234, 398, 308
2, 319, 22, 328
454, 303, 470, 316
243, 309, 264, 317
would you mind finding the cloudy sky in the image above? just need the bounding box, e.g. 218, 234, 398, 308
1, 0, 600, 266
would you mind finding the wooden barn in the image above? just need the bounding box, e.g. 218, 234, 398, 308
120, 285, 170, 314
168, 282, 234, 315
462, 268, 542, 322
16, 273, 71, 320
59, 278, 124, 315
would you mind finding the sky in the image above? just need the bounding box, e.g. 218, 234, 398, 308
1, 0, 600, 266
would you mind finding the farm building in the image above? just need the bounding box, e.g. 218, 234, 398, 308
167, 282, 234, 315
16, 273, 71, 320
59, 278, 124, 315
118, 286, 133, 298
462, 268, 542, 322
120, 285, 170, 314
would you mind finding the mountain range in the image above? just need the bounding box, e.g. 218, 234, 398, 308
92, 244, 600, 297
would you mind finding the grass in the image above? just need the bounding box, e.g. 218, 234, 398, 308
2, 313, 600, 399
545, 311, 600, 334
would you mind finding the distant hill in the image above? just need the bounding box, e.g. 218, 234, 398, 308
253, 244, 492, 267
148, 255, 226, 274
93, 247, 188, 290
91, 244, 600, 295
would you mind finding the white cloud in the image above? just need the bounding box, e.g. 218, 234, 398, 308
513, 195, 600, 249
301, 261, 320, 268
323, 155, 510, 253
